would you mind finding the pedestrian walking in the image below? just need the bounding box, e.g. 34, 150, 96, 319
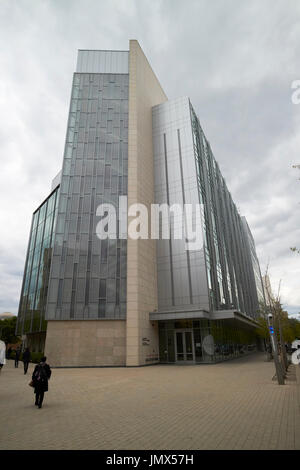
22, 348, 31, 375
31, 357, 51, 409
15, 347, 21, 368
0, 340, 6, 373
266, 342, 273, 361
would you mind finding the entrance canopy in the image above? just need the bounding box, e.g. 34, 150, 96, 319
150, 308, 259, 328
211, 310, 259, 328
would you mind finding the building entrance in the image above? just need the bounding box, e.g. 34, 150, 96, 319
174, 329, 195, 363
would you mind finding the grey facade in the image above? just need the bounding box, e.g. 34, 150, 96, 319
190, 101, 262, 318
152, 97, 263, 319
152, 97, 209, 312
151, 97, 263, 363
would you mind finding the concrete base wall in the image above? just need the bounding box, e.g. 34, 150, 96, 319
44, 320, 126, 367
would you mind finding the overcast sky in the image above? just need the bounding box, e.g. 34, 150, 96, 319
0, 0, 299, 317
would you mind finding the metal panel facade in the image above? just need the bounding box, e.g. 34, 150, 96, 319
153, 97, 262, 319
152, 97, 210, 312
190, 103, 261, 318
76, 50, 129, 74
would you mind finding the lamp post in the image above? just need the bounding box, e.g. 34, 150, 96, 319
267, 313, 284, 385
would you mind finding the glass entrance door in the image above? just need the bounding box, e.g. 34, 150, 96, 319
175, 330, 195, 363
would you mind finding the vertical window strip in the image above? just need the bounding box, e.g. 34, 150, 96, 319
177, 128, 193, 305
163, 133, 175, 306
70, 263, 78, 319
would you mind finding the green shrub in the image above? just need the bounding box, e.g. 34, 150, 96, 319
7, 350, 43, 363
30, 352, 44, 364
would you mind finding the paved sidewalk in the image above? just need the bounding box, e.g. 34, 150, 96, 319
0, 353, 300, 450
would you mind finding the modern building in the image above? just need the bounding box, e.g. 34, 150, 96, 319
17, 40, 265, 365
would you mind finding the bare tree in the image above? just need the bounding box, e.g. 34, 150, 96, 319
290, 165, 300, 254
263, 266, 286, 384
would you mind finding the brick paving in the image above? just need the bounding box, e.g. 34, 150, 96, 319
0, 353, 300, 450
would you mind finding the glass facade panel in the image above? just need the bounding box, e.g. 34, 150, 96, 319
185, 331, 193, 361
193, 329, 202, 362
46, 72, 128, 320
166, 329, 175, 363
176, 332, 184, 361
16, 187, 59, 336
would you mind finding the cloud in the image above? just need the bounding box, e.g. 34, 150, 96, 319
0, 0, 299, 316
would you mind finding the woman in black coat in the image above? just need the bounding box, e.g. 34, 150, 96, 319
32, 356, 51, 408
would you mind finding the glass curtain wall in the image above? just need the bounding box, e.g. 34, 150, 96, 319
190, 102, 259, 318
16, 187, 59, 336
158, 319, 257, 363
46, 73, 128, 321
